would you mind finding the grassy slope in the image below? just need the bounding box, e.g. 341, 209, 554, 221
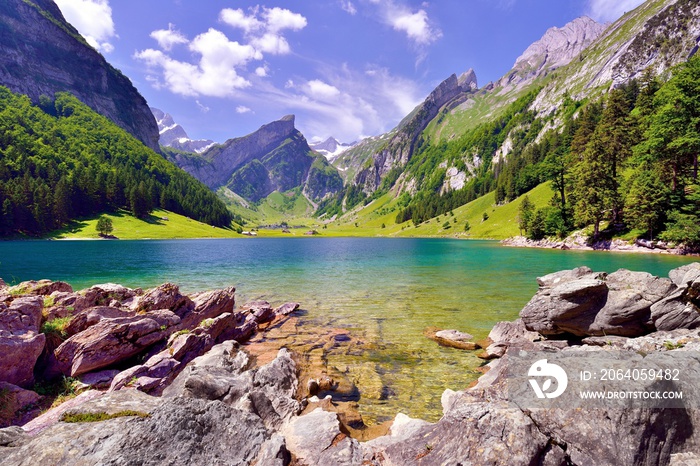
45, 182, 552, 240
266, 182, 554, 239
50, 209, 240, 240
222, 188, 316, 227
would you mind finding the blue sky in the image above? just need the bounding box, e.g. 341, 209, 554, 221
54, 0, 645, 144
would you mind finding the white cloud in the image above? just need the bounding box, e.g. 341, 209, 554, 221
251, 32, 291, 55
371, 0, 441, 47
306, 80, 341, 100
391, 10, 434, 45
135, 28, 258, 98
137, 6, 306, 98
236, 105, 252, 114
586, 0, 645, 22
196, 100, 210, 113
150, 24, 188, 51
55, 0, 116, 53
219, 8, 263, 33
340, 1, 357, 15
220, 6, 307, 56
263, 7, 307, 33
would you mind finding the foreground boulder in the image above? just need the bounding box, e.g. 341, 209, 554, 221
0, 383, 42, 428
521, 265, 700, 338
6, 280, 72, 297
0, 296, 46, 387
0, 344, 300, 466
54, 310, 181, 377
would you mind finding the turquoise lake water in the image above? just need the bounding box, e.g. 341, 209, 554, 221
1, 238, 697, 421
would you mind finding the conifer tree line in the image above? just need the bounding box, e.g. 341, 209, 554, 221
511, 56, 700, 247
0, 88, 233, 236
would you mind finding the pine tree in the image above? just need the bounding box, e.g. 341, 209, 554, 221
623, 165, 670, 240
96, 216, 114, 236
517, 195, 534, 235
572, 132, 616, 238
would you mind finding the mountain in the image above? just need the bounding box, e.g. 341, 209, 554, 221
497, 16, 606, 90
329, 1, 700, 216
532, 0, 700, 113
335, 69, 479, 195
165, 115, 343, 203
309, 137, 356, 161
151, 108, 215, 154
0, 0, 160, 152
0, 87, 233, 236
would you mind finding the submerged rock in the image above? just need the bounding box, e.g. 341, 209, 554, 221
426, 327, 480, 350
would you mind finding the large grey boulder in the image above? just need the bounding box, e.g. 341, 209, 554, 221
2, 397, 270, 466
164, 344, 300, 432
282, 408, 363, 466
521, 277, 608, 336
590, 269, 675, 336
103, 398, 269, 466
373, 395, 556, 465
651, 269, 700, 331
480, 318, 541, 358
521, 265, 700, 337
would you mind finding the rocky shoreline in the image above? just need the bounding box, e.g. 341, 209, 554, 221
0, 263, 699, 465
502, 234, 696, 255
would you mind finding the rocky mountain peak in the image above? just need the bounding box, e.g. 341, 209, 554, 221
310, 137, 356, 161
151, 107, 214, 154
458, 68, 478, 91
500, 16, 606, 88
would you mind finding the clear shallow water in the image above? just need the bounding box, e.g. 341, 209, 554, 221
1, 238, 697, 421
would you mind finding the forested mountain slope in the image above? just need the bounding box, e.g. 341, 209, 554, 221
0, 88, 233, 236
0, 0, 160, 152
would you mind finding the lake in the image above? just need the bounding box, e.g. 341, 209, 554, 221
1, 238, 697, 422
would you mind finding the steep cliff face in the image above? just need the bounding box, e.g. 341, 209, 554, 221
0, 0, 160, 152
168, 115, 342, 203
349, 72, 478, 194
499, 16, 606, 89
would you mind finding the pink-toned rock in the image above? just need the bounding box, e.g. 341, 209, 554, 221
0, 382, 42, 427
8, 280, 72, 296
180, 286, 236, 329
76, 369, 121, 391
0, 296, 46, 387
57, 284, 140, 313
274, 302, 300, 316
109, 307, 277, 395
65, 306, 130, 336
241, 301, 275, 323
54, 310, 180, 377
134, 283, 191, 314
21, 390, 104, 435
